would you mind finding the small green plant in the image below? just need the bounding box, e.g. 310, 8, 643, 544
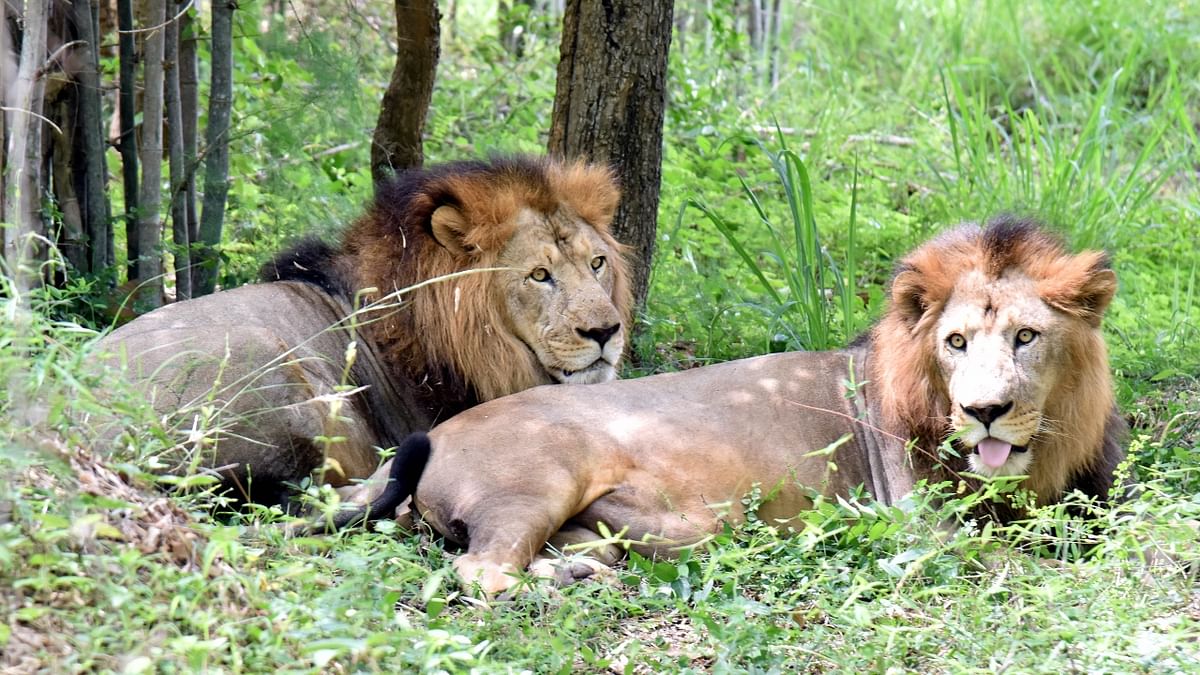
685, 131, 862, 351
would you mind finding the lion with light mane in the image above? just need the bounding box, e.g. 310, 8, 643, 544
341, 217, 1126, 595
97, 156, 631, 505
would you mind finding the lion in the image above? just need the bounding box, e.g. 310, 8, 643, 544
96, 156, 632, 505
337, 217, 1127, 596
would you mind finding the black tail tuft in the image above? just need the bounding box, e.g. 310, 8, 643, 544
328, 432, 432, 531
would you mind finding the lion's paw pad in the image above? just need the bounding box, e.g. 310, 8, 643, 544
529, 556, 615, 587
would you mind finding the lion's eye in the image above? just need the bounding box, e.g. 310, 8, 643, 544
947, 333, 967, 350
591, 255, 605, 271
530, 268, 551, 283
1015, 328, 1038, 346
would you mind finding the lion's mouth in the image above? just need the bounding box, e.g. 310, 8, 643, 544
560, 359, 610, 379
972, 437, 1029, 469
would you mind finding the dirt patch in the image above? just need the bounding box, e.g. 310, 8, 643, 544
69, 450, 215, 570
2, 443, 237, 673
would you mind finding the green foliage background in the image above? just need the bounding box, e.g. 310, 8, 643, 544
3, 0, 1199, 670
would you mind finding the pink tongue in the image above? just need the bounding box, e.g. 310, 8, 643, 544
976, 438, 1013, 468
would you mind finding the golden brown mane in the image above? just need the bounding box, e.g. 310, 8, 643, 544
871, 217, 1122, 508
339, 156, 632, 408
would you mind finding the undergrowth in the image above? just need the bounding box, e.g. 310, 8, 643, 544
4, 0, 1199, 671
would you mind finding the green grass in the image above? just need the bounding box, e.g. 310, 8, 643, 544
4, 0, 1200, 671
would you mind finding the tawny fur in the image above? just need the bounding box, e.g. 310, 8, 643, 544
873, 217, 1118, 507
337, 156, 632, 404
338, 217, 1127, 596
101, 156, 633, 503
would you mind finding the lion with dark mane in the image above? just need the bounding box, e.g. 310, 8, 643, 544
343, 217, 1127, 595
97, 156, 631, 504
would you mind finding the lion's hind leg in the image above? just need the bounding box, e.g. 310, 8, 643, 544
442, 496, 578, 597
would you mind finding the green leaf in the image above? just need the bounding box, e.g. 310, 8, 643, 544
15, 606, 47, 622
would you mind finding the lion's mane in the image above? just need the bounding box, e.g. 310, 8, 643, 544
263, 156, 632, 415
870, 217, 1126, 514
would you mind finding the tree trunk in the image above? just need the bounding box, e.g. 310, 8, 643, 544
548, 0, 674, 316
178, 6, 200, 266
446, 0, 458, 41
193, 0, 236, 296
1, 2, 11, 210
705, 0, 713, 53
165, 1, 190, 300
134, 0, 166, 307
370, 0, 439, 182
2, 0, 49, 293
117, 0, 140, 279
499, 0, 533, 57
50, 90, 87, 274
768, 0, 782, 87
748, 0, 763, 55
73, 0, 112, 275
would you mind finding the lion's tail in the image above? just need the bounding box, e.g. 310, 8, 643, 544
325, 432, 432, 532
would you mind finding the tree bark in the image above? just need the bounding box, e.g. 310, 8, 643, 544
73, 0, 112, 275
370, 0, 439, 182
193, 0, 236, 296
178, 6, 199, 264
134, 0, 166, 307
548, 0, 674, 315
2, 0, 50, 293
117, 0, 140, 279
50, 90, 87, 274
748, 0, 764, 55
446, 0, 458, 41
0, 2, 10, 209
499, 0, 533, 57
768, 0, 782, 87
165, 2, 190, 300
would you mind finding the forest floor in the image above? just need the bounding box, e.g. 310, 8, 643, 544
3, 0, 1199, 671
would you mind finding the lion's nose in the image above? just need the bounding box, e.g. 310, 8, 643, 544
962, 401, 1014, 427
577, 323, 621, 349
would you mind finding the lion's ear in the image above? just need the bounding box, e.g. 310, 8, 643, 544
1040, 252, 1116, 327
890, 268, 929, 326
430, 206, 474, 256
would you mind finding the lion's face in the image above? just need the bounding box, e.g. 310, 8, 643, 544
348, 157, 632, 404
877, 219, 1119, 499
934, 270, 1063, 477
496, 208, 625, 385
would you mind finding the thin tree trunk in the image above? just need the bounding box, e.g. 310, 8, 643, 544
50, 91, 87, 273
193, 0, 236, 296
134, 0, 166, 307
748, 0, 763, 55
165, 0, 190, 300
499, 0, 532, 57
704, 0, 713, 53
0, 2, 10, 209
178, 6, 199, 270
548, 0, 674, 315
73, 0, 111, 275
673, 3, 687, 56
768, 0, 782, 87
2, 0, 50, 293
117, 0, 140, 279
370, 0, 439, 182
